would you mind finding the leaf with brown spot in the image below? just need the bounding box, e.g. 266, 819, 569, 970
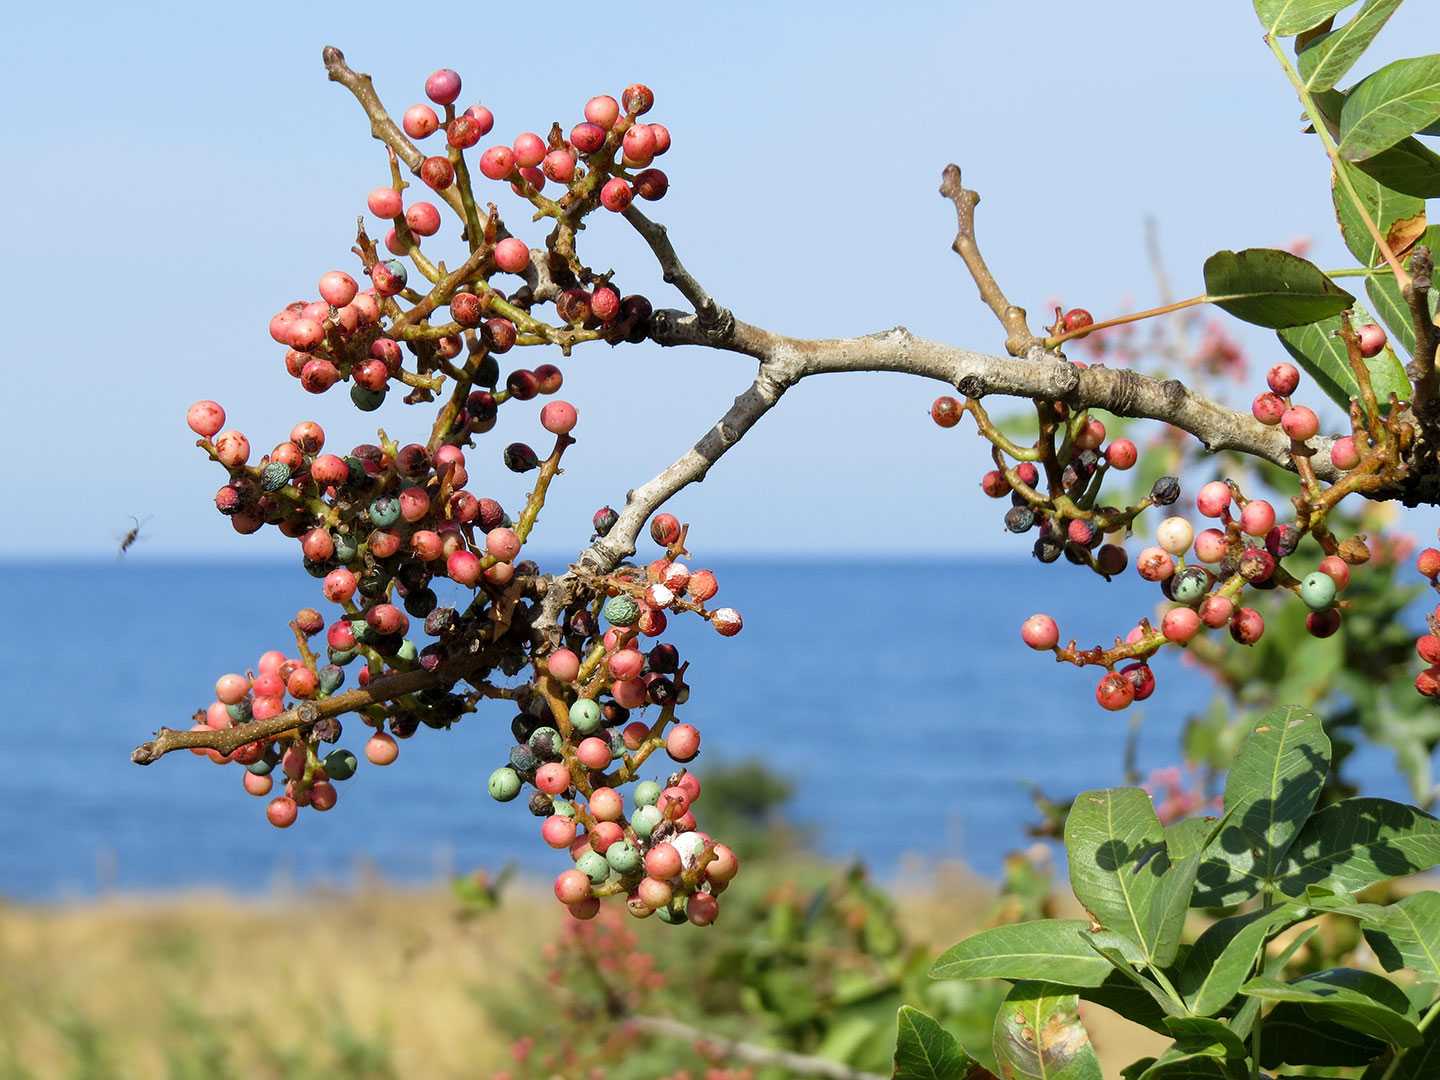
991, 982, 1101, 1080
1388, 211, 1428, 258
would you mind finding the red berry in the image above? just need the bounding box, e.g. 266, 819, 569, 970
493, 236, 530, 274
1162, 607, 1202, 645
570, 122, 606, 154
425, 68, 462, 106
1358, 323, 1387, 358
1419, 548, 1440, 579
478, 146, 515, 180
512, 131, 546, 167
187, 400, 226, 438
1120, 662, 1156, 702
402, 104, 439, 139
1096, 672, 1134, 711
584, 95, 620, 129
1230, 607, 1265, 645
367, 187, 403, 218
1062, 309, 1094, 333
600, 178, 633, 212
1195, 481, 1231, 518
1252, 392, 1286, 425
634, 168, 668, 201
1330, 435, 1361, 471
267, 796, 298, 828
1281, 406, 1319, 441
1418, 635, 1440, 665
1105, 439, 1137, 470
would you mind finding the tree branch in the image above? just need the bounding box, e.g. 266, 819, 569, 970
626, 1015, 886, 1080
939, 164, 1037, 356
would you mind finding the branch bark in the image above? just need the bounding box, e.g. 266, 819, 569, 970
626, 1015, 886, 1080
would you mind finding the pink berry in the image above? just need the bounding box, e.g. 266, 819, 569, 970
1230, 607, 1265, 645
301, 528, 334, 562
612, 678, 647, 709
512, 131, 546, 167
584, 94, 620, 129
318, 271, 358, 308
687, 893, 719, 926
1267, 363, 1300, 396
687, 570, 718, 602
367, 187, 403, 218
1252, 392, 1286, 425
540, 400, 577, 435
425, 68, 462, 106
648, 123, 672, 155
1136, 546, 1176, 582
405, 202, 441, 237
645, 843, 682, 880
1162, 607, 1202, 644
1319, 555, 1351, 589
570, 122, 606, 154
589, 787, 624, 822
589, 821, 623, 853
536, 762, 571, 795
1199, 594, 1234, 628
1240, 499, 1276, 537
622, 124, 656, 166
1021, 614, 1059, 650
1281, 406, 1319, 441
244, 771, 272, 797
547, 649, 580, 682
554, 869, 591, 905
214, 430, 250, 468
215, 673, 249, 704
542, 149, 576, 183
1194, 528, 1229, 563
1105, 439, 1137, 470
542, 815, 577, 848
600, 178, 633, 212
485, 527, 521, 562
1358, 323, 1387, 358
402, 104, 440, 139
608, 649, 645, 680
1330, 435, 1361, 470
447, 550, 482, 587
267, 796, 298, 828
666, 723, 700, 762
311, 454, 350, 487
365, 732, 398, 766
1195, 480, 1231, 518
706, 844, 738, 884
478, 146, 515, 180
187, 400, 226, 438
576, 737, 611, 770
463, 104, 494, 135
493, 236, 530, 274
637, 876, 672, 909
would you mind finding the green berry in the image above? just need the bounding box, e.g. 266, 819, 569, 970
333, 534, 358, 562
487, 766, 522, 802
633, 780, 662, 807
369, 496, 401, 527
576, 850, 610, 884
261, 461, 292, 491
1170, 566, 1210, 606
396, 639, 418, 661
226, 699, 253, 723
351, 385, 386, 411
1299, 571, 1337, 611
527, 726, 561, 759
569, 698, 602, 734
602, 595, 640, 627
552, 798, 577, 818
246, 757, 275, 776
324, 748, 358, 781
606, 840, 641, 874
630, 804, 662, 838
657, 903, 686, 924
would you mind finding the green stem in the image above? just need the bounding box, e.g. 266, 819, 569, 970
1264, 34, 1410, 290
1327, 265, 1396, 279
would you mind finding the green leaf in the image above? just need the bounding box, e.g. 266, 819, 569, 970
929, 920, 1113, 987
1333, 161, 1426, 268
1193, 707, 1330, 907
1078, 971, 1172, 1035
1203, 249, 1354, 329
1254, 0, 1363, 36
1241, 968, 1423, 1048
1258, 1004, 1388, 1067
1065, 788, 1169, 961
1230, 926, 1320, 1042
1177, 903, 1312, 1016
1391, 1014, 1440, 1080
991, 983, 1102, 1080
1298, 0, 1405, 91
1362, 892, 1440, 981
894, 1006, 995, 1080
1341, 55, 1440, 161
1146, 813, 1232, 968
1162, 1016, 1251, 1059
1277, 303, 1411, 410
1080, 932, 1187, 1018
1357, 134, 1440, 197
1277, 797, 1440, 896
1137, 1053, 1246, 1079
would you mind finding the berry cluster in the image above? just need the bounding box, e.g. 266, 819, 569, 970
153, 62, 749, 924
936, 318, 1409, 710
1412, 543, 1440, 698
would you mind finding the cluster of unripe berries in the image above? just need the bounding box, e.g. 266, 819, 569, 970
1006, 361, 1372, 710
483, 521, 742, 925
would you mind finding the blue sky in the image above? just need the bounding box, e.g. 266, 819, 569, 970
4, 1, 1437, 558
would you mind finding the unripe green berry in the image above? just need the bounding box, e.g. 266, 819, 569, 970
1170, 566, 1211, 606
657, 903, 686, 924
488, 766, 522, 801
633, 780, 662, 807
569, 698, 602, 734
552, 798, 577, 818
323, 748, 358, 781
1299, 571, 1337, 611
576, 850, 610, 884
350, 385, 387, 411
369, 496, 401, 527
631, 804, 662, 838
261, 461, 292, 491
603, 594, 640, 626
606, 840, 642, 874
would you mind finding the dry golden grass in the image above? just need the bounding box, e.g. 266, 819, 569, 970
0, 873, 1166, 1079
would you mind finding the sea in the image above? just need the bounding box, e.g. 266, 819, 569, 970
1, 557, 1421, 901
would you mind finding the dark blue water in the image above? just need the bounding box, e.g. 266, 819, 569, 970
2, 558, 1418, 900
